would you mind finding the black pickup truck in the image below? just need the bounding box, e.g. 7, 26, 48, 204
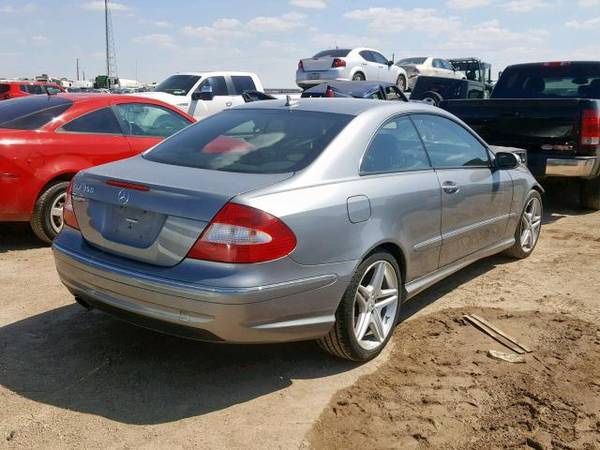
441, 61, 600, 209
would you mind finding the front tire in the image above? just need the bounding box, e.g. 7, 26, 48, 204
352, 72, 365, 81
581, 177, 600, 210
318, 252, 401, 361
396, 75, 407, 92
504, 190, 543, 259
30, 181, 69, 244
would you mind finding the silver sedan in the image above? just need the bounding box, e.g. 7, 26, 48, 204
53, 99, 543, 361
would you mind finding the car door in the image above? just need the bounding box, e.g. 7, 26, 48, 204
411, 114, 513, 267
358, 51, 379, 80
57, 107, 132, 166
113, 102, 193, 154
359, 116, 442, 281
371, 51, 392, 82
188, 76, 231, 119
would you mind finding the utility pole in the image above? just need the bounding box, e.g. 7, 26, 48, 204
105, 0, 110, 88
76, 57, 80, 81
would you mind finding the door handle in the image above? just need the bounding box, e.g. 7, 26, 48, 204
225, 101, 233, 107
442, 181, 460, 194
362, 63, 367, 66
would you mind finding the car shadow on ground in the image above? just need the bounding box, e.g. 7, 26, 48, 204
0, 223, 46, 253
0, 303, 358, 425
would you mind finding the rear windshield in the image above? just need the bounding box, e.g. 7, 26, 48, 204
313, 49, 351, 58
154, 75, 201, 96
144, 109, 353, 174
0, 96, 72, 130
398, 57, 427, 65
493, 63, 600, 99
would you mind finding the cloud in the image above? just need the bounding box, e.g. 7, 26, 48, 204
566, 17, 600, 29
30, 35, 49, 45
132, 33, 175, 48
578, 0, 600, 5
501, 0, 551, 12
183, 12, 306, 41
247, 12, 306, 32
289, 0, 327, 8
446, 0, 493, 8
0, 2, 37, 13
344, 7, 460, 34
82, 1, 129, 11
438, 19, 548, 51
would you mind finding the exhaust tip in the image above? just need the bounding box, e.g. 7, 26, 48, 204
75, 296, 93, 311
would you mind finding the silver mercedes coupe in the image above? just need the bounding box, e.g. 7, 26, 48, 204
52, 98, 543, 361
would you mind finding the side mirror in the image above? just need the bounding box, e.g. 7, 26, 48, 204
387, 60, 394, 67
495, 152, 520, 170
192, 85, 214, 101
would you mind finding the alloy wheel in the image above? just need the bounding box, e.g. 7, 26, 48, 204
49, 192, 66, 235
520, 197, 542, 252
352, 260, 399, 350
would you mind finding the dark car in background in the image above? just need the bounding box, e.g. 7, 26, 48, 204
301, 81, 408, 101
442, 61, 600, 209
409, 76, 486, 106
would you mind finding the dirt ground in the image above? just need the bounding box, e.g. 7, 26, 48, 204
1, 189, 599, 449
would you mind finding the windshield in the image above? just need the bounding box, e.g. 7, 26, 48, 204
0, 96, 72, 130
398, 57, 427, 65
144, 109, 353, 174
154, 75, 201, 96
493, 63, 600, 99
313, 49, 351, 58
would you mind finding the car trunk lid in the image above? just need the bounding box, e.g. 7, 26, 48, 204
71, 156, 292, 266
301, 57, 337, 72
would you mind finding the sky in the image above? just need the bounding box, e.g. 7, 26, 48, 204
1, 0, 599, 87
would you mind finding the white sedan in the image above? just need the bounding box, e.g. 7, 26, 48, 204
296, 48, 409, 91
396, 57, 465, 90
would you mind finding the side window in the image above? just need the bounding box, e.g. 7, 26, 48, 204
359, 50, 374, 62
61, 107, 122, 134
371, 52, 389, 65
361, 116, 431, 174
231, 76, 257, 95
114, 103, 191, 137
432, 59, 442, 69
198, 76, 228, 96
411, 114, 490, 169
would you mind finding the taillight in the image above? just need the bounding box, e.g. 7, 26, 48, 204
581, 110, 600, 146
298, 60, 304, 71
187, 203, 296, 263
63, 180, 79, 230
325, 86, 335, 97
331, 58, 346, 68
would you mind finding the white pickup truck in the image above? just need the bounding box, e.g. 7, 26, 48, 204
137, 71, 265, 120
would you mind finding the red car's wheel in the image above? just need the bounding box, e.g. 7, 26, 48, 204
30, 181, 69, 244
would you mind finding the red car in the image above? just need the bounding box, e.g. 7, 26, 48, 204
0, 81, 65, 100
0, 94, 194, 242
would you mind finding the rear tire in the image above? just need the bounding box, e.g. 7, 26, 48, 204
422, 91, 443, 106
30, 181, 69, 244
352, 72, 365, 81
581, 177, 600, 210
318, 252, 401, 361
396, 75, 407, 92
504, 190, 543, 259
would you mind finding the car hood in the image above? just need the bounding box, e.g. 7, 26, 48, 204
132, 91, 190, 107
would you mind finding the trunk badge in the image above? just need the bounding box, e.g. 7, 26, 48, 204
118, 189, 130, 205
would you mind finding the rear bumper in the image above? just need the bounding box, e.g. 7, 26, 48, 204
545, 156, 598, 178
53, 239, 351, 344
295, 70, 348, 89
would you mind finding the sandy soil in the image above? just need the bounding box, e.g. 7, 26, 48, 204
1, 191, 599, 449
309, 308, 600, 449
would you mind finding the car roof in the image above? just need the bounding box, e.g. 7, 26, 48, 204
171, 71, 256, 77
232, 97, 437, 117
